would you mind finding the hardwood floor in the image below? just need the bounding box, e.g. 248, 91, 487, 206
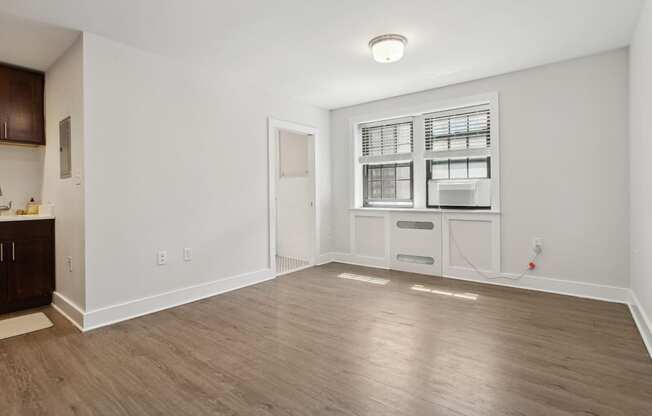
1, 262, 651, 416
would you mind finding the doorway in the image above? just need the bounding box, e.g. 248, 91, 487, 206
268, 119, 319, 276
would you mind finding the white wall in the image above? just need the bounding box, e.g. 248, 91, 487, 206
630, 0, 652, 342
43, 36, 86, 310
82, 33, 330, 312
0, 146, 43, 212
331, 49, 630, 289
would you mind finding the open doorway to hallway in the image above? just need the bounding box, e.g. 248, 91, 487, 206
268, 120, 318, 276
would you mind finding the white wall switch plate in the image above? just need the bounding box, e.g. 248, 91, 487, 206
183, 247, 192, 262
157, 250, 168, 265
74, 169, 82, 186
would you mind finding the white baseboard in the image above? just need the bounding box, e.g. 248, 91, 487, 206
276, 263, 313, 277
83, 268, 274, 331
316, 253, 335, 265
441, 267, 632, 305
52, 292, 85, 331
52, 269, 275, 332
629, 290, 652, 359
329, 252, 390, 269
324, 252, 631, 304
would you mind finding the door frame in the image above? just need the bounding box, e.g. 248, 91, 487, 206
268, 118, 320, 275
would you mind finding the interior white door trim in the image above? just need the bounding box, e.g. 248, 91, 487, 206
268, 118, 320, 275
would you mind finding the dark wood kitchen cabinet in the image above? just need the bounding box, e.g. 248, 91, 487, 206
0, 220, 54, 314
0, 63, 45, 146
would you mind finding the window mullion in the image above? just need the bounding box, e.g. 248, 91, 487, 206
394, 165, 398, 200
412, 114, 426, 209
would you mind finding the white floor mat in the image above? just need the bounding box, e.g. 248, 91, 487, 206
0, 312, 53, 341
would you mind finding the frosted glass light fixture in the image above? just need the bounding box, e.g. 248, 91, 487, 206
369, 34, 407, 63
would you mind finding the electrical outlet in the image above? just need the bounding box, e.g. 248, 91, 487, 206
157, 250, 168, 265
533, 238, 543, 254
183, 247, 192, 262
66, 256, 73, 272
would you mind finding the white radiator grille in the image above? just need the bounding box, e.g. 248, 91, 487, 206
276, 255, 309, 275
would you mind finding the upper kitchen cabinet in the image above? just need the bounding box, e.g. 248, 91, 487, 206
0, 64, 45, 146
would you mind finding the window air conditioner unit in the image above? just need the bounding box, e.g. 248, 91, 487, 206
427, 179, 491, 208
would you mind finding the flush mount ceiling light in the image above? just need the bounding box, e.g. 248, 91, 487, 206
369, 34, 407, 63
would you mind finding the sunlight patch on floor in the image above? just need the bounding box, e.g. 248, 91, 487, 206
337, 273, 390, 285
411, 284, 478, 300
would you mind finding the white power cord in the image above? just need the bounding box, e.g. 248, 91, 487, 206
449, 226, 540, 281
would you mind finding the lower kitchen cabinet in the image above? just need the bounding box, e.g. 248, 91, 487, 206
0, 219, 54, 314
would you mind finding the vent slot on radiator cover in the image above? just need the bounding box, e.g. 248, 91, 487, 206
396, 254, 435, 265
396, 221, 434, 230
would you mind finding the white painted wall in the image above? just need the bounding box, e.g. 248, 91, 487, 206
81, 33, 330, 311
42, 36, 86, 310
331, 49, 630, 288
630, 0, 652, 337
0, 146, 43, 212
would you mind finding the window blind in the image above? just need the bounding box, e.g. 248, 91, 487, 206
424, 104, 491, 159
359, 117, 414, 164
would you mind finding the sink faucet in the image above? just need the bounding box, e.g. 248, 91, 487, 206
0, 186, 12, 212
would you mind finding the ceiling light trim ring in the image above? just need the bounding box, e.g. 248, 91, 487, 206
368, 34, 408, 49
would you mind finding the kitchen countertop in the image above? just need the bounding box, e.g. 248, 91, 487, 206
0, 215, 55, 222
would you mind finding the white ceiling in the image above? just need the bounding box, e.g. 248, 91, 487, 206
0, 12, 78, 71
0, 0, 644, 109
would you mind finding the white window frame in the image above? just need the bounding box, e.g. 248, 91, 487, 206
350, 92, 500, 211
362, 161, 414, 208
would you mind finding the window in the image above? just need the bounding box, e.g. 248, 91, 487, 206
425, 105, 490, 154
426, 157, 491, 180
424, 104, 493, 209
363, 162, 413, 207
355, 97, 498, 210
359, 117, 413, 164
359, 117, 414, 207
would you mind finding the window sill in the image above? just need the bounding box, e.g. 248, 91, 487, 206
349, 207, 501, 214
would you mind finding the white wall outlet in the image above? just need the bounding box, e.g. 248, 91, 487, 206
183, 247, 192, 262
533, 238, 544, 254
157, 250, 168, 265
66, 256, 73, 272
